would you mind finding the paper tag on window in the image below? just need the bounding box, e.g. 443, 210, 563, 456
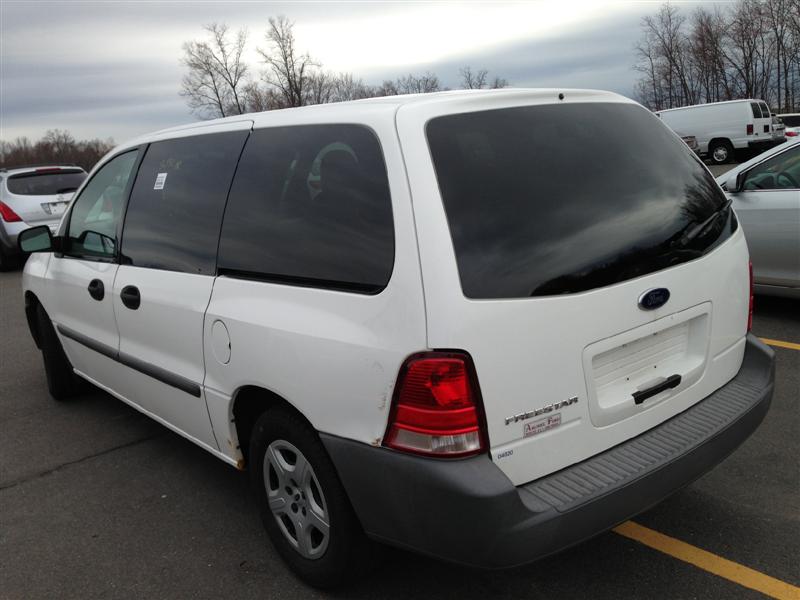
154, 173, 168, 190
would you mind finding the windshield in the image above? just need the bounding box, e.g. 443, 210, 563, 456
426, 102, 735, 299
6, 169, 86, 196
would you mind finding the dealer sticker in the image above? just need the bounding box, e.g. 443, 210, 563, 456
154, 172, 168, 190
523, 413, 561, 438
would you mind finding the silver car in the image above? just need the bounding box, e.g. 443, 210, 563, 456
0, 165, 87, 270
717, 139, 800, 298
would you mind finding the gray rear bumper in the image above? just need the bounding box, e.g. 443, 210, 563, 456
322, 334, 774, 568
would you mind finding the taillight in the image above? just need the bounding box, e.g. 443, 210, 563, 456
787, 131, 798, 137
384, 352, 487, 458
748, 260, 754, 332
747, 124, 754, 135
0, 201, 22, 223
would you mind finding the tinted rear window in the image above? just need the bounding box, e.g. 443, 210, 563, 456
781, 115, 800, 127
427, 103, 735, 299
218, 125, 394, 293
6, 169, 86, 195
751, 102, 762, 118
121, 131, 248, 274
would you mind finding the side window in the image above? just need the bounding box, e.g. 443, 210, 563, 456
744, 146, 800, 191
121, 131, 249, 274
65, 150, 138, 259
218, 125, 394, 293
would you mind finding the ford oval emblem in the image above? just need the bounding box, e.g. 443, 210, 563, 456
638, 288, 670, 310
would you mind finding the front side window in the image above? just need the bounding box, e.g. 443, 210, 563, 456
120, 131, 249, 274
427, 103, 735, 299
218, 125, 394, 293
65, 151, 138, 259
744, 146, 800, 191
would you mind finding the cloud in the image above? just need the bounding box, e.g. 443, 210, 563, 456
1, 1, 654, 142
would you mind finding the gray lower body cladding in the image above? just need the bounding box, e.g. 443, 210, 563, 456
321, 334, 774, 568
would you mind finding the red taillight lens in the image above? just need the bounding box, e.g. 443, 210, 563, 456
787, 131, 798, 137
384, 353, 486, 458
0, 201, 22, 223
748, 260, 754, 332
747, 124, 754, 135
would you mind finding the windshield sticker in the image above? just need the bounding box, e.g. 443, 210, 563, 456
154, 172, 168, 190
524, 413, 561, 438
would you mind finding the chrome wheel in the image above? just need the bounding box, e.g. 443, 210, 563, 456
264, 440, 330, 559
712, 145, 729, 163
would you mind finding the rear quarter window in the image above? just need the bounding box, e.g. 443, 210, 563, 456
427, 102, 735, 299
218, 124, 394, 293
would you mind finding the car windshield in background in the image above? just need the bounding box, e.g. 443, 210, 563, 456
6, 169, 86, 196
427, 102, 735, 299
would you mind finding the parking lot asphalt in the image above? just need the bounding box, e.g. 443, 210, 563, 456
1, 266, 798, 599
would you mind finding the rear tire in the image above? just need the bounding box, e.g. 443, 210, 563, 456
249, 408, 376, 588
36, 304, 81, 400
709, 141, 734, 164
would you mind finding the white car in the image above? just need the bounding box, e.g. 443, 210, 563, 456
777, 113, 800, 138
0, 165, 86, 270
19, 89, 774, 588
718, 138, 800, 298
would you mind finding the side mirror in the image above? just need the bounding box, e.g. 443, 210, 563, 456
18, 225, 54, 253
724, 171, 743, 193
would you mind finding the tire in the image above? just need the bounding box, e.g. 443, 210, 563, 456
35, 304, 81, 400
249, 408, 375, 588
709, 141, 734, 164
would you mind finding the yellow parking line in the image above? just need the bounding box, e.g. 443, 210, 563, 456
761, 338, 800, 351
613, 521, 800, 599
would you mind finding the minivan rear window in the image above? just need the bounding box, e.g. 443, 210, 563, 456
427, 103, 736, 299
6, 169, 86, 196
781, 115, 800, 127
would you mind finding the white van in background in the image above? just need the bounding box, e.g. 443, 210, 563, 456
656, 99, 777, 164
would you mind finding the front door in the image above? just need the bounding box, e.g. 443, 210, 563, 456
46, 149, 140, 386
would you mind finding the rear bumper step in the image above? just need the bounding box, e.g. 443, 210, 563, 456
322, 334, 774, 568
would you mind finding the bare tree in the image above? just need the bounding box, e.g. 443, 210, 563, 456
181, 23, 249, 118
460, 66, 488, 89
395, 72, 441, 94
1, 131, 114, 171
257, 15, 317, 108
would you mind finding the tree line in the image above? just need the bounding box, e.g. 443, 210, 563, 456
180, 16, 508, 119
635, 0, 800, 112
0, 130, 115, 171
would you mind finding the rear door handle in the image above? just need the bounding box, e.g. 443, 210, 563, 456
632, 374, 682, 405
87, 279, 104, 301
120, 285, 141, 310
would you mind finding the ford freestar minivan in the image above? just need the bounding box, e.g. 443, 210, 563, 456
19, 89, 775, 588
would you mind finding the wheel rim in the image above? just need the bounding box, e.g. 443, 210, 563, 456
712, 146, 728, 162
264, 440, 330, 560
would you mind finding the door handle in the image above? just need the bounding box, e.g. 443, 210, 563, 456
120, 285, 141, 310
87, 279, 104, 301
632, 374, 682, 405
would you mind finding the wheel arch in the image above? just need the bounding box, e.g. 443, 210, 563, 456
231, 385, 317, 468
24, 290, 42, 349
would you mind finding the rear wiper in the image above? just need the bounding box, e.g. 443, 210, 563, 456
680, 198, 732, 245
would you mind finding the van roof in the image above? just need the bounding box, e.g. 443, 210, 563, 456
117, 88, 628, 151
656, 98, 767, 114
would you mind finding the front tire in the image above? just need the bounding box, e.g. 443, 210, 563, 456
249, 408, 375, 588
36, 304, 81, 400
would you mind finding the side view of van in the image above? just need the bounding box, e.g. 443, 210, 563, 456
19, 89, 774, 588
657, 98, 778, 164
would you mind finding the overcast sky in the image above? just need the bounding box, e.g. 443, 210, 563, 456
2, 1, 697, 143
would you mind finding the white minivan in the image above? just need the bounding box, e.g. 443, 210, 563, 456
656, 99, 778, 164
19, 89, 774, 588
